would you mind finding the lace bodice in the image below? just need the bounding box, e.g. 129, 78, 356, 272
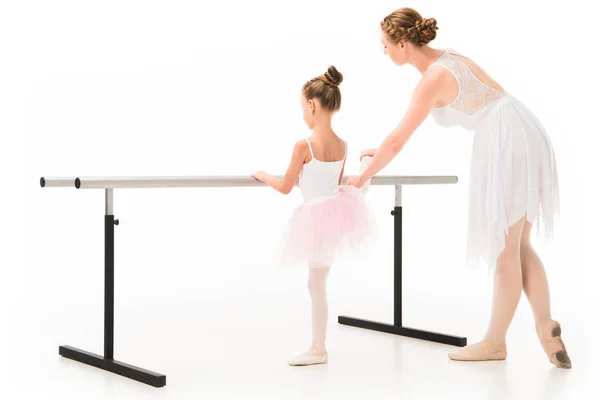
429, 50, 506, 130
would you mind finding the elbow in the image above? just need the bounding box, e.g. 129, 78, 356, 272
390, 140, 403, 153
279, 178, 298, 195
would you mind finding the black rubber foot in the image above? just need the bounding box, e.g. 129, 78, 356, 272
338, 316, 467, 347
59, 345, 166, 387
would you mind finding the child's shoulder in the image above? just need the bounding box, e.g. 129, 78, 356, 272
288, 137, 311, 160
293, 134, 347, 151
304, 134, 347, 144
292, 137, 311, 151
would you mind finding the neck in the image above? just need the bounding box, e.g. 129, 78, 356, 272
408, 45, 445, 75
311, 115, 334, 137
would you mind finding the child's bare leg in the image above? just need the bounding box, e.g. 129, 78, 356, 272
288, 265, 330, 366
309, 266, 330, 352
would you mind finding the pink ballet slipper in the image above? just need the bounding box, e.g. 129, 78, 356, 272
448, 341, 507, 362
537, 319, 571, 369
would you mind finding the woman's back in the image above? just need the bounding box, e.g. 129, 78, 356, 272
432, 50, 505, 113
429, 49, 508, 129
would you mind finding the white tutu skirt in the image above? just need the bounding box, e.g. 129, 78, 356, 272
279, 186, 374, 268
468, 94, 559, 272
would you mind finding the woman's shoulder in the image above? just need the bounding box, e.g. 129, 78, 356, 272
417, 65, 448, 94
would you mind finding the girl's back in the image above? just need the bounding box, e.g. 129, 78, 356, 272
299, 136, 347, 203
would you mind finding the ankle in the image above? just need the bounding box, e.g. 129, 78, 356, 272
311, 342, 326, 354
535, 316, 553, 328
482, 337, 506, 350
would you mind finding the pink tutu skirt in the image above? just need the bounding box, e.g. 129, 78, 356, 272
280, 186, 374, 268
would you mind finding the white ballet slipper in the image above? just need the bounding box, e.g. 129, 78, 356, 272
287, 349, 328, 366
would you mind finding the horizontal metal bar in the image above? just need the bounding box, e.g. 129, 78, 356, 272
38, 175, 458, 189
39, 175, 458, 190
40, 177, 76, 188
59, 345, 166, 387
338, 316, 467, 347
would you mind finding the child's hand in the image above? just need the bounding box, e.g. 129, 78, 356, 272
252, 171, 269, 182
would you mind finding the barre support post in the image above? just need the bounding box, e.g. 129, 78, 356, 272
105, 189, 114, 360
394, 185, 402, 327
58, 188, 166, 387
338, 184, 467, 347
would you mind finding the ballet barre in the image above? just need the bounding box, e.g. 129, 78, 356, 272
40, 175, 466, 388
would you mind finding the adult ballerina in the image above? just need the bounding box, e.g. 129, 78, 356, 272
346, 7, 570, 368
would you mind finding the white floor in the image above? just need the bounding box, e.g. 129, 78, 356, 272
3, 279, 593, 400
6, 183, 594, 399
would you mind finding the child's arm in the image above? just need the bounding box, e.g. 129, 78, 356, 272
252, 140, 309, 194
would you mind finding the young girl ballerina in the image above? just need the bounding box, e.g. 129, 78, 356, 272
252, 66, 374, 366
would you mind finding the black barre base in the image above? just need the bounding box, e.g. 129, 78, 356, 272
59, 345, 166, 388
338, 316, 467, 347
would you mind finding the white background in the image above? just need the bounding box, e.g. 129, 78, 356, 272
3, 0, 599, 398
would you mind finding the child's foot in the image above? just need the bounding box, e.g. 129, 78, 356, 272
288, 344, 328, 366
537, 319, 572, 369
448, 340, 507, 362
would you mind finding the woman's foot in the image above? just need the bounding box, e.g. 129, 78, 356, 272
537, 319, 572, 369
448, 340, 507, 362
288, 343, 328, 366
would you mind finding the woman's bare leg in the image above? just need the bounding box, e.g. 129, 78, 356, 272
521, 220, 571, 368
449, 216, 526, 361
520, 220, 552, 324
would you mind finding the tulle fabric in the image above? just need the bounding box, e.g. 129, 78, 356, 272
279, 186, 375, 268
466, 94, 560, 272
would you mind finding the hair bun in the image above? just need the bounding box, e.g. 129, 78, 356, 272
381, 8, 438, 46
417, 17, 438, 45
321, 65, 343, 88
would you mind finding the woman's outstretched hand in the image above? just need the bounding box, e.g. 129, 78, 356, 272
346, 175, 366, 189
347, 148, 376, 188
359, 148, 377, 161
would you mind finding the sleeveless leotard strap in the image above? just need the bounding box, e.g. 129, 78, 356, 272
304, 137, 347, 162
304, 138, 314, 159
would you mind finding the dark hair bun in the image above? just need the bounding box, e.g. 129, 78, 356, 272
322, 66, 343, 88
